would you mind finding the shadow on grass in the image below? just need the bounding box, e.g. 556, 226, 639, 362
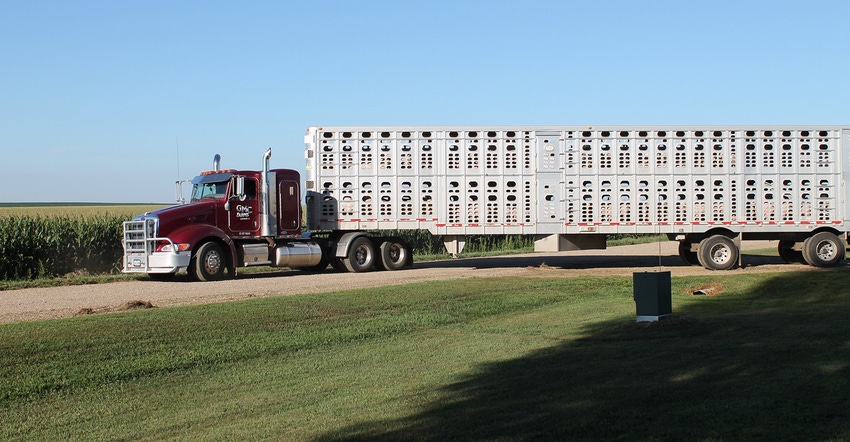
318, 272, 850, 441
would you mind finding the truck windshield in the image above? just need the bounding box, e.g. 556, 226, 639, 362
191, 181, 228, 200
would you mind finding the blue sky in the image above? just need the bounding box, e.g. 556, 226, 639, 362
2, 0, 849, 203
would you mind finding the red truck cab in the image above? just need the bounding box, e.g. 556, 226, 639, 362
123, 159, 303, 281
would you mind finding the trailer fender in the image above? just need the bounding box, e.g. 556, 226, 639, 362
333, 231, 369, 258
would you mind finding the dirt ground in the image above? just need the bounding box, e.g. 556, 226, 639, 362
0, 240, 838, 325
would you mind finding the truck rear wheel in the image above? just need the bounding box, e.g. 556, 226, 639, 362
330, 257, 347, 272
343, 237, 375, 272
191, 241, 227, 281
697, 235, 738, 271
802, 232, 845, 267
377, 239, 409, 271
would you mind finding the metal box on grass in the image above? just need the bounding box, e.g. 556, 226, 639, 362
633, 271, 672, 322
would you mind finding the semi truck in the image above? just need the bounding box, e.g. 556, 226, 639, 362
123, 126, 849, 281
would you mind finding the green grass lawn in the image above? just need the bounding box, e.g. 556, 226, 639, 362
2, 271, 850, 440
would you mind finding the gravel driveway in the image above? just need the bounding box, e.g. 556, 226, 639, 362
0, 240, 834, 324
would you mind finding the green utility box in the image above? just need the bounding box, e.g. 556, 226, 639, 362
633, 271, 672, 322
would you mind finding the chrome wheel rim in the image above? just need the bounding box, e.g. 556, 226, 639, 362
203, 250, 222, 275
709, 244, 730, 264
815, 240, 837, 261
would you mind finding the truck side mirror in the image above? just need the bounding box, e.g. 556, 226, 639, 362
225, 176, 247, 211
233, 175, 246, 201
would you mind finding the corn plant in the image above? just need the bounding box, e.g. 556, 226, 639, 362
0, 215, 127, 280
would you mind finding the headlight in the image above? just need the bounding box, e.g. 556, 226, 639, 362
158, 243, 190, 252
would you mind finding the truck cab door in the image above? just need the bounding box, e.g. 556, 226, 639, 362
228, 177, 261, 236
278, 180, 301, 235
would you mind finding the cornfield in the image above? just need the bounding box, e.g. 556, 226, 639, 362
0, 215, 127, 280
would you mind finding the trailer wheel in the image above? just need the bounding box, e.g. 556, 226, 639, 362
343, 237, 375, 272
778, 240, 805, 264
377, 239, 409, 271
697, 235, 739, 271
191, 241, 227, 281
678, 241, 700, 266
802, 232, 845, 267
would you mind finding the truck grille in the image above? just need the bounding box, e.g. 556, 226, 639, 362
122, 219, 156, 271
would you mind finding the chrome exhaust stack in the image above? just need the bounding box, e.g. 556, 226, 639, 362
260, 148, 277, 237
213, 154, 221, 171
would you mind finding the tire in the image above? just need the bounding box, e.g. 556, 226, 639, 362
778, 240, 805, 264
802, 232, 845, 267
678, 241, 700, 266
697, 235, 739, 271
191, 241, 227, 281
342, 237, 376, 273
330, 257, 347, 272
377, 239, 409, 271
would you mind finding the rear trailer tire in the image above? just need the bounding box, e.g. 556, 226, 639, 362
377, 239, 409, 271
678, 241, 700, 266
697, 235, 739, 271
778, 240, 805, 264
802, 232, 845, 267
192, 241, 227, 281
342, 237, 376, 273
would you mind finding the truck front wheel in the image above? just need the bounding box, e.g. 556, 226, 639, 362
191, 241, 227, 281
